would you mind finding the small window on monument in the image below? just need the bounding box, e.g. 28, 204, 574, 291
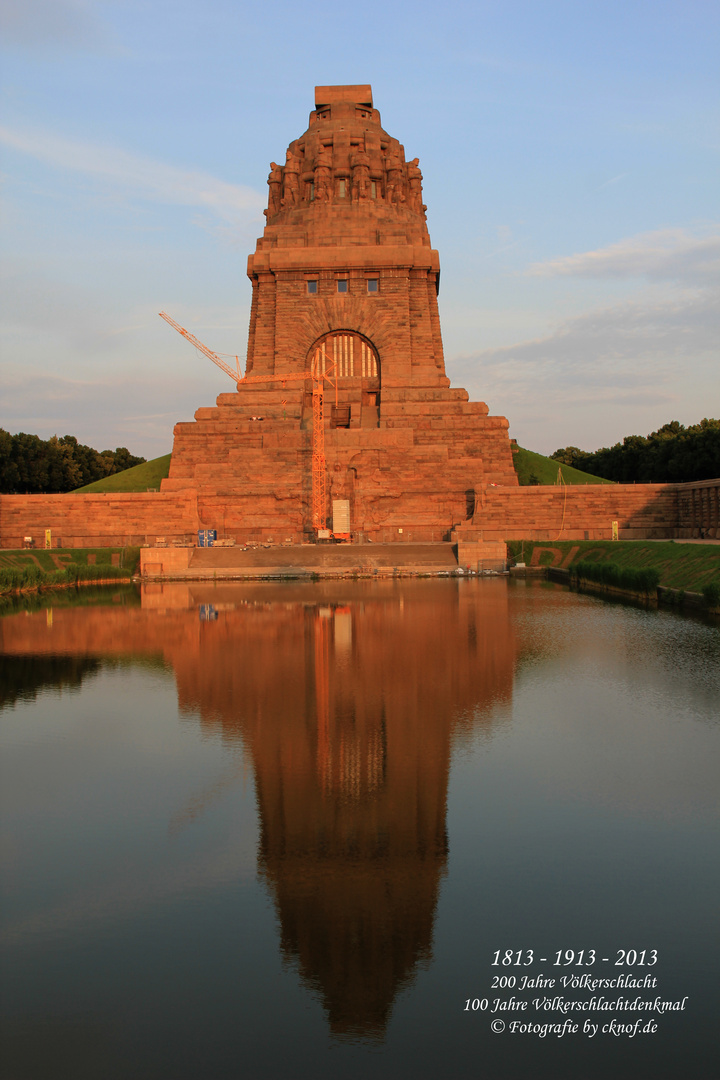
307, 280, 318, 295
337, 280, 348, 294
371, 181, 377, 198
309, 183, 315, 200
367, 279, 378, 293
338, 179, 346, 198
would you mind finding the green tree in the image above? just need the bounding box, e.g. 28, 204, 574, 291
0, 429, 21, 493
553, 420, 719, 483
0, 431, 146, 493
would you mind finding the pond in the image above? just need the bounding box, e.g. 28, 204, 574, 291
1, 579, 718, 1079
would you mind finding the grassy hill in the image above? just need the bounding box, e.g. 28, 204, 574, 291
513, 446, 614, 486
73, 454, 172, 493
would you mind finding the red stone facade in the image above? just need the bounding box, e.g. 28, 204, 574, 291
1, 480, 710, 551
676, 478, 720, 539
161, 84, 518, 542
0, 491, 198, 549
453, 482, 680, 565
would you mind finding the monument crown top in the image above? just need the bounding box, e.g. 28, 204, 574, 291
314, 84, 373, 109
259, 83, 430, 240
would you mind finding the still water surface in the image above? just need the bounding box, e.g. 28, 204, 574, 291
1, 579, 718, 1079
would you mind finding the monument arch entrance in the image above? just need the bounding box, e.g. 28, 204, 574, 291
312, 331, 379, 382
306, 330, 381, 429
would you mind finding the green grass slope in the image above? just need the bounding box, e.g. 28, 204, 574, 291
73, 454, 172, 493
513, 446, 613, 486
507, 539, 720, 593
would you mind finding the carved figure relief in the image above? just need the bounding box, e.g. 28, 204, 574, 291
314, 145, 333, 203
351, 149, 371, 201
282, 149, 301, 208
407, 158, 426, 216
266, 161, 283, 216
384, 153, 405, 206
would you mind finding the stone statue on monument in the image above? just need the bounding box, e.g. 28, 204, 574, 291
282, 149, 301, 208
314, 145, 334, 203
266, 161, 283, 216
351, 149, 371, 201
385, 152, 405, 206
407, 158, 426, 216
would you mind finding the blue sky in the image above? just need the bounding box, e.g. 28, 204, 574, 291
1, 0, 718, 458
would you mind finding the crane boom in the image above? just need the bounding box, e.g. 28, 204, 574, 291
159, 311, 242, 383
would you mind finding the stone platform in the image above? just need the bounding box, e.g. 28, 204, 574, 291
139, 541, 507, 580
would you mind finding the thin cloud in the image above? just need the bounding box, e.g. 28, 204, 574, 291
482, 240, 521, 260
451, 288, 720, 402
528, 227, 720, 285
559, 389, 676, 408
121, 412, 181, 422
0, 370, 209, 456
0, 125, 265, 222
591, 173, 628, 192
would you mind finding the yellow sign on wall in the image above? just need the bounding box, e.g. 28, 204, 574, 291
45, 529, 52, 549
612, 520, 619, 541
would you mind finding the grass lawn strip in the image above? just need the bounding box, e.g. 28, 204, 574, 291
0, 547, 141, 593
508, 539, 720, 594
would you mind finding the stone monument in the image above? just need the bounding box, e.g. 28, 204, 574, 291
161, 84, 518, 543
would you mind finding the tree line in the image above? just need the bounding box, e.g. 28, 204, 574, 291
0, 431, 146, 494
551, 419, 720, 484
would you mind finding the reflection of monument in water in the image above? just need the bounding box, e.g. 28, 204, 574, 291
250, 601, 453, 1038
170, 583, 517, 1038
0, 582, 517, 1038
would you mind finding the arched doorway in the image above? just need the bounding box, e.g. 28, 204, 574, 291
307, 331, 380, 429
312, 331, 379, 380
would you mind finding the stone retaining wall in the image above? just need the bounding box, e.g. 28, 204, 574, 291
676, 478, 719, 539
3, 481, 717, 551
0, 490, 198, 549
467, 483, 679, 541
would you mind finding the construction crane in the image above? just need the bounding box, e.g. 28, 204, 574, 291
159, 311, 335, 532
159, 311, 243, 385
